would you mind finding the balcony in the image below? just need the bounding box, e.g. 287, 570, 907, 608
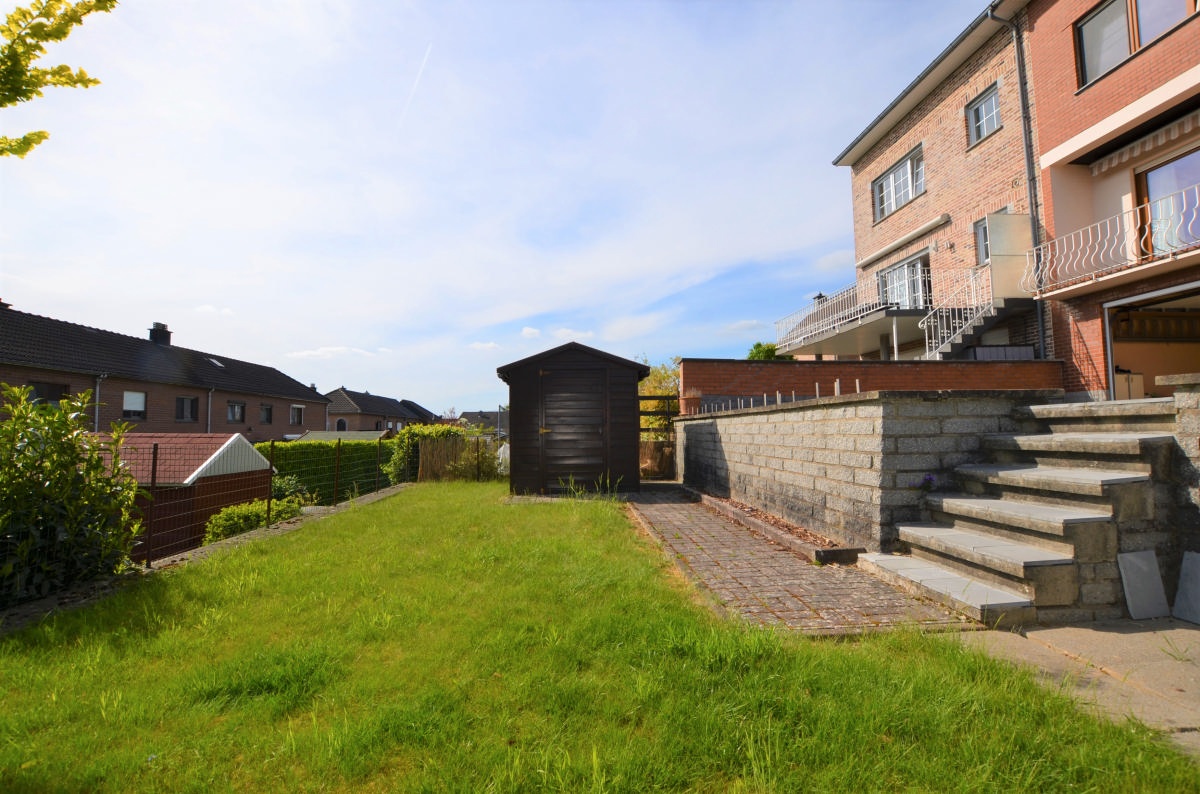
1023, 182, 1200, 298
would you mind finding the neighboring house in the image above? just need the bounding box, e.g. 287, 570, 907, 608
1022, 0, 1200, 401
458, 409, 509, 438
324, 387, 435, 433
777, 0, 1041, 363
0, 302, 329, 442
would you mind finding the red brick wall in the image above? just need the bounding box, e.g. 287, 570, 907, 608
848, 18, 1037, 286
0, 364, 325, 442
678, 358, 1065, 413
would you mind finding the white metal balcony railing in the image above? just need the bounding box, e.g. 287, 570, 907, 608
918, 266, 993, 359
1022, 181, 1200, 295
776, 267, 995, 356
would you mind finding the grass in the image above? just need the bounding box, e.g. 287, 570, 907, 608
1, 481, 1197, 791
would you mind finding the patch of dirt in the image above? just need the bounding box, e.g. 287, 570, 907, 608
706, 496, 840, 549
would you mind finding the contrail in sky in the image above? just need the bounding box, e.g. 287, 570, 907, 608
399, 42, 434, 130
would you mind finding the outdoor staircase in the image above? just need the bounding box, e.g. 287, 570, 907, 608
859, 398, 1178, 627
923, 297, 1035, 360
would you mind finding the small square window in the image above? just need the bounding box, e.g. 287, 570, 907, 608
967, 86, 1000, 146
123, 391, 146, 420
227, 401, 246, 423
175, 396, 199, 422
260, 404, 273, 424
289, 405, 304, 425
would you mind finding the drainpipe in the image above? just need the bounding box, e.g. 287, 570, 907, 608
988, 4, 1047, 359
206, 386, 215, 432
93, 372, 108, 431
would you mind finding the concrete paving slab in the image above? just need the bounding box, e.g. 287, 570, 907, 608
1174, 552, 1200, 625
1118, 550, 1170, 619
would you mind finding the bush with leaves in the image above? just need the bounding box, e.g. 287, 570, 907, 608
383, 424, 466, 484
0, 384, 142, 607
202, 497, 304, 546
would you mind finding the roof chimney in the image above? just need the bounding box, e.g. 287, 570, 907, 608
149, 322, 172, 345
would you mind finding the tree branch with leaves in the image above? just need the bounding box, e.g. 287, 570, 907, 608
1, 0, 116, 158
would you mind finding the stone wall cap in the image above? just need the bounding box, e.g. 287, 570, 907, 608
1157, 372, 1200, 386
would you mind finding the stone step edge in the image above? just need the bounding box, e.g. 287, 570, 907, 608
954, 463, 1149, 495
859, 552, 1033, 626
927, 494, 1111, 535
897, 521, 1073, 578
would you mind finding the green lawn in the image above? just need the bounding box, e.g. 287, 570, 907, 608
2, 482, 1196, 792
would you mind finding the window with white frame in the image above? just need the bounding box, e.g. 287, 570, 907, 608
877, 254, 931, 309
290, 405, 304, 425
872, 147, 925, 222
974, 218, 991, 266
1077, 0, 1198, 86
122, 391, 146, 420
967, 85, 1000, 146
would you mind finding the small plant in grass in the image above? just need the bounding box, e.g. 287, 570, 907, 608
271, 473, 311, 502
202, 497, 303, 545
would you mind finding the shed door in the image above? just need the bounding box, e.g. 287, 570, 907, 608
540, 367, 607, 492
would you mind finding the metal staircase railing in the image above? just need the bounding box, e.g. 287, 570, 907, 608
919, 265, 994, 359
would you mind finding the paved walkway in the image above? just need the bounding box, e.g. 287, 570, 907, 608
627, 484, 966, 635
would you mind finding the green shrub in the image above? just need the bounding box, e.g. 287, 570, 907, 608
0, 385, 143, 607
271, 473, 310, 501
256, 440, 394, 505
444, 438, 506, 482
203, 497, 303, 545
383, 424, 465, 484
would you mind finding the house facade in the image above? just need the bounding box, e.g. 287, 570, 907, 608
1023, 0, 1200, 400
778, 0, 1041, 363
324, 387, 435, 434
0, 302, 328, 442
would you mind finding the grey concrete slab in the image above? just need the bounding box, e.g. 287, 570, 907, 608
1173, 552, 1200, 625
1119, 550, 1170, 619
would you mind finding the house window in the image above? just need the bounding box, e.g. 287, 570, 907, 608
122, 391, 146, 420
175, 396, 199, 422
966, 85, 1000, 146
260, 403, 273, 424
1077, 0, 1197, 86
878, 255, 931, 309
227, 401, 246, 423
29, 382, 69, 404
289, 405, 304, 425
974, 219, 991, 266
1140, 146, 1200, 254
873, 147, 925, 222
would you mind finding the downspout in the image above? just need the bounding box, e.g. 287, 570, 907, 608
206, 386, 215, 433
93, 372, 108, 431
988, 4, 1046, 359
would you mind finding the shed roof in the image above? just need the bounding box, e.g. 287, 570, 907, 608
110, 433, 270, 486
496, 342, 650, 383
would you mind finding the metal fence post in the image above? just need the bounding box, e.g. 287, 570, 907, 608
266, 440, 275, 525
145, 443, 158, 568
333, 439, 342, 505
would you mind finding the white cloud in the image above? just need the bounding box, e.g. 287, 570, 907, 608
520, 327, 541, 338
470, 341, 501, 350
551, 328, 595, 341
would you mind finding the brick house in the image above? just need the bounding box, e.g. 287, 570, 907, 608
0, 302, 328, 442
324, 387, 435, 433
1022, 0, 1200, 401
777, 0, 1042, 363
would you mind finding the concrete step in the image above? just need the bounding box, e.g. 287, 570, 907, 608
897, 522, 1074, 577
982, 432, 1175, 457
927, 493, 1112, 536
1015, 398, 1176, 434
859, 552, 1034, 627
955, 463, 1150, 496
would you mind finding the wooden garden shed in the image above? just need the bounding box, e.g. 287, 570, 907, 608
498, 342, 650, 494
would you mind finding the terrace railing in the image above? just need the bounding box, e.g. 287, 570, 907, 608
775, 283, 890, 353
1022, 181, 1200, 295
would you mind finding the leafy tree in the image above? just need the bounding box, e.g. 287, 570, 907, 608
747, 341, 786, 360
1, 0, 117, 158
638, 356, 680, 441
0, 384, 142, 607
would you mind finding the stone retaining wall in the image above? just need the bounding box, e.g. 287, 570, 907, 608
675, 390, 1060, 551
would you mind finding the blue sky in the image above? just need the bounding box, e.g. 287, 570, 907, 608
1, 0, 986, 414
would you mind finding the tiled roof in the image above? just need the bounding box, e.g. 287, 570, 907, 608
98, 432, 270, 485
0, 306, 327, 403
325, 388, 435, 422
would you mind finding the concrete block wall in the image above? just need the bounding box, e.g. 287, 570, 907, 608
676, 390, 1052, 551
